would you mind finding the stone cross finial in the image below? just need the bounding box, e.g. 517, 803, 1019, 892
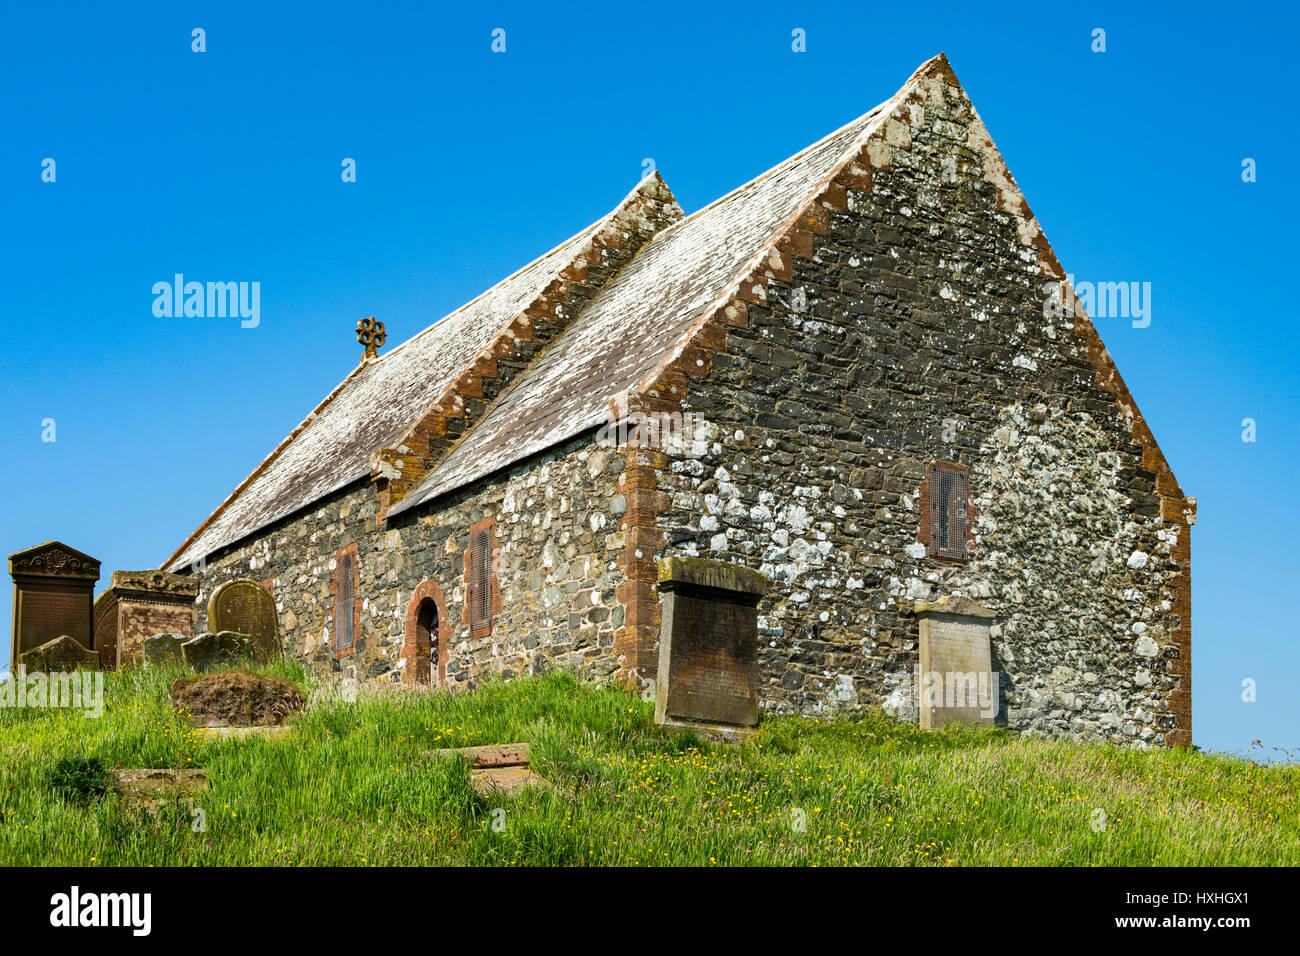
356, 316, 387, 361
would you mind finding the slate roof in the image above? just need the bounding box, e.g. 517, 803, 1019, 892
165, 184, 667, 571
167, 62, 921, 568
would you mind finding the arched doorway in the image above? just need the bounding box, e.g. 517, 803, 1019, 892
403, 579, 448, 686
416, 597, 438, 680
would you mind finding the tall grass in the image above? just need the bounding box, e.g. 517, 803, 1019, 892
0, 665, 1295, 866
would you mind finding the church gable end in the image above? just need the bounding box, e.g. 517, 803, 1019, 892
636, 54, 1192, 747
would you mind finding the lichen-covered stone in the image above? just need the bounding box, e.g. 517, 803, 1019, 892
181, 631, 255, 672
142, 633, 188, 667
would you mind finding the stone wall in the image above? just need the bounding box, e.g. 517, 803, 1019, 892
188, 433, 627, 686
645, 63, 1191, 747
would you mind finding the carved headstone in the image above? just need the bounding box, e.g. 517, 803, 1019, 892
9, 541, 100, 673
914, 595, 997, 730
654, 557, 766, 738
207, 580, 280, 662
19, 634, 101, 672
93, 570, 199, 671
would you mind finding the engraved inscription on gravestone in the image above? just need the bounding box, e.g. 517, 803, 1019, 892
654, 557, 766, 734
8, 541, 101, 671
208, 579, 280, 662
915, 595, 997, 730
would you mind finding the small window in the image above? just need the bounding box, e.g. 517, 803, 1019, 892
335, 549, 356, 652
467, 523, 496, 637
928, 463, 969, 561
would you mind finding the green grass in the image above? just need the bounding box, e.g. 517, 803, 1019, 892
1, 664, 1296, 865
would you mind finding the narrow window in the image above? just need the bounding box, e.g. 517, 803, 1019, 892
928, 463, 969, 561
468, 524, 496, 637
335, 550, 356, 652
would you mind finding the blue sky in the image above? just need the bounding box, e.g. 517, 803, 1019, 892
1, 1, 1295, 756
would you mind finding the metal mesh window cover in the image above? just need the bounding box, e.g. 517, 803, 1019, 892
928, 464, 969, 561
469, 528, 494, 632
335, 552, 355, 650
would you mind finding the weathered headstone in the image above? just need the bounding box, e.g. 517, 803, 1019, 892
654, 557, 766, 739
93, 570, 198, 671
207, 579, 280, 662
19, 634, 100, 672
914, 595, 997, 730
8, 541, 100, 673
143, 633, 188, 667
181, 631, 255, 672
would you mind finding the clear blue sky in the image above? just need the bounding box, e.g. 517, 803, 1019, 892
2, 1, 1295, 756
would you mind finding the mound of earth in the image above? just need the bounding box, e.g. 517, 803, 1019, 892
170, 671, 305, 727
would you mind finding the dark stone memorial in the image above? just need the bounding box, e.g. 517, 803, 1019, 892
8, 541, 100, 673
207, 579, 280, 662
654, 557, 767, 739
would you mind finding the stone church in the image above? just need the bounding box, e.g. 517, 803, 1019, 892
164, 54, 1194, 747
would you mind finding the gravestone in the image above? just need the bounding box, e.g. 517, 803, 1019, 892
207, 580, 280, 662
93, 570, 198, 671
8, 542, 100, 673
914, 595, 997, 730
142, 633, 188, 667
181, 631, 255, 672
19, 635, 100, 672
654, 557, 766, 739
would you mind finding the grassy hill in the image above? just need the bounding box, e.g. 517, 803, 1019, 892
0, 664, 1295, 866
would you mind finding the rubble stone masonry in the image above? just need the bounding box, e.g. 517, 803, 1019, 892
645, 60, 1191, 747
192, 433, 627, 687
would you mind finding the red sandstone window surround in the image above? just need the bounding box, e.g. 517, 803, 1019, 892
923, 462, 971, 562
465, 518, 499, 640
333, 543, 360, 658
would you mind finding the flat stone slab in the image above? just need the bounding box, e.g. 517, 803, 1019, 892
111, 768, 209, 806
194, 725, 293, 741
470, 765, 550, 796
431, 742, 531, 768
430, 742, 551, 795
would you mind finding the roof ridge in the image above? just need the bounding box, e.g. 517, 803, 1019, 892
644, 52, 951, 249
631, 53, 944, 397
371, 173, 683, 515
374, 176, 674, 367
